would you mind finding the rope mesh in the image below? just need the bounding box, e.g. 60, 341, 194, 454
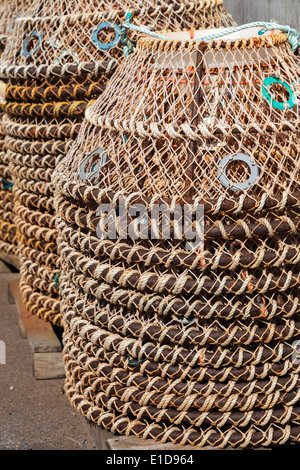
0, 1, 236, 322
54, 29, 300, 447
0, 1, 32, 257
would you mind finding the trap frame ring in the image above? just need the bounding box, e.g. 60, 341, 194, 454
79, 148, 108, 182
22, 29, 43, 58
262, 76, 297, 110
91, 21, 122, 51
217, 153, 260, 192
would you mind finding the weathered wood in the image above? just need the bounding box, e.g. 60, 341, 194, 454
6, 273, 20, 304
224, 0, 300, 30
9, 280, 61, 352
34, 352, 65, 380
86, 423, 112, 450
0, 251, 20, 271
107, 436, 215, 451
8, 279, 65, 380
0, 260, 12, 273
86, 421, 270, 451
85, 421, 217, 450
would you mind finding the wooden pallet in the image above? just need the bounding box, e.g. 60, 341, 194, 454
106, 436, 213, 451
8, 279, 65, 380
0, 251, 20, 271
86, 421, 219, 451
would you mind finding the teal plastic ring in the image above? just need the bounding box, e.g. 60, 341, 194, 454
262, 76, 296, 110
23, 29, 43, 57
92, 22, 122, 50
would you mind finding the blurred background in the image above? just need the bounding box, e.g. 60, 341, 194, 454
224, 0, 299, 29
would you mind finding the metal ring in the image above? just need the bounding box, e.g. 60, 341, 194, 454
91, 22, 122, 50
79, 148, 107, 182
262, 76, 296, 110
23, 29, 43, 57
217, 153, 259, 192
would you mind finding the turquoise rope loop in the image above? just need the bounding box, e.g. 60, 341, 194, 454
127, 355, 143, 366
121, 17, 300, 57
121, 12, 170, 56
120, 12, 134, 58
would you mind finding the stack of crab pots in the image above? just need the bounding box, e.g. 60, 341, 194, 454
0, 0, 236, 327
0, 0, 31, 260
54, 26, 300, 448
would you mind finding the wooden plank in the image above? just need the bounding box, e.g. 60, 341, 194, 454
224, 0, 300, 30
9, 279, 62, 353
0, 260, 12, 273
0, 251, 20, 271
86, 422, 218, 450
107, 435, 271, 451
8, 279, 65, 379
89, 423, 269, 451
87, 423, 203, 451
86, 423, 113, 450
7, 273, 21, 304
34, 352, 65, 380
107, 436, 213, 451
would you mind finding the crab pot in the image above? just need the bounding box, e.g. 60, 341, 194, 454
54, 27, 300, 448
0, 1, 32, 257
0, 0, 235, 326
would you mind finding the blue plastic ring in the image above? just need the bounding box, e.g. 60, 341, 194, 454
262, 76, 296, 110
218, 153, 259, 192
23, 29, 43, 57
91, 22, 122, 50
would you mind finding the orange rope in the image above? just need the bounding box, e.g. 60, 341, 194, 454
199, 348, 206, 366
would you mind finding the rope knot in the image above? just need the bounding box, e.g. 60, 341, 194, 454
120, 12, 135, 58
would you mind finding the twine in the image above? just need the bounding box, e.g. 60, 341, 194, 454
121, 18, 300, 56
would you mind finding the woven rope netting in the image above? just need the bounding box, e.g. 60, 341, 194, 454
53, 28, 300, 447
0, 0, 236, 326
0, 1, 31, 257
0, 0, 27, 51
